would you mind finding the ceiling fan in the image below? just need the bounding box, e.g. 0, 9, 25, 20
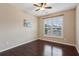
33, 3, 52, 11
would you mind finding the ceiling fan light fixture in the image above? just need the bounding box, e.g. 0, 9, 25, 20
40, 7, 45, 10
33, 3, 52, 11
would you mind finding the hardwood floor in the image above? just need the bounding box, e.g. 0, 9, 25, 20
0, 40, 78, 56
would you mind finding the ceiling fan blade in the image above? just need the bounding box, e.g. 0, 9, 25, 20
45, 7, 52, 9
33, 4, 40, 7
40, 3, 47, 7
44, 3, 47, 6
35, 9, 40, 11
40, 3, 43, 7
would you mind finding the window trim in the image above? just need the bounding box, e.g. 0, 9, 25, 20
43, 15, 64, 38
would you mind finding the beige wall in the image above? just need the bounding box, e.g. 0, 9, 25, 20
38, 9, 76, 46
76, 4, 79, 53
0, 4, 37, 52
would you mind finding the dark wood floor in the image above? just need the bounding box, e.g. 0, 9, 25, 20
0, 40, 78, 56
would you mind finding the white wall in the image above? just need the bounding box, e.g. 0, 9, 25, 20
0, 4, 37, 52
76, 4, 79, 53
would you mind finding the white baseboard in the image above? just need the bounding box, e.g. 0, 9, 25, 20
38, 39, 75, 46
0, 39, 37, 53
75, 46, 79, 53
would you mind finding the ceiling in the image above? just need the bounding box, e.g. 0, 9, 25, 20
10, 3, 78, 16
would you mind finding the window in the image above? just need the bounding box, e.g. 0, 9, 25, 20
44, 16, 63, 38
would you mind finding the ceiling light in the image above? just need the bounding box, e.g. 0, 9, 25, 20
40, 7, 45, 10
